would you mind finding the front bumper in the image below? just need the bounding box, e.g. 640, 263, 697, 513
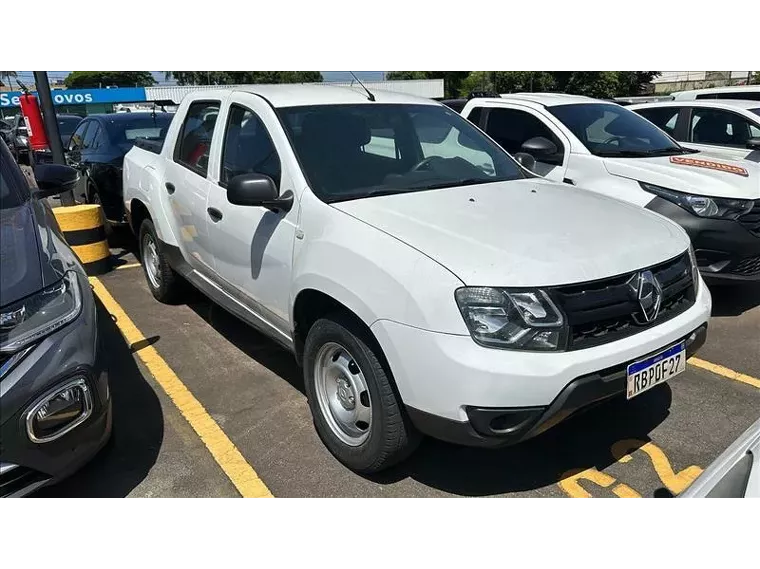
406, 325, 706, 447
647, 197, 760, 283
0, 274, 112, 497
371, 280, 711, 447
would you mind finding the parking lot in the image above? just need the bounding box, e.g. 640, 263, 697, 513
33, 233, 760, 498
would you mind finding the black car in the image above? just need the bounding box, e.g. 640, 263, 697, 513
0, 138, 112, 497
65, 112, 173, 224
6, 114, 82, 165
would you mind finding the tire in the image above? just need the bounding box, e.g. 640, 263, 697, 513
88, 185, 113, 237
303, 314, 420, 473
138, 219, 182, 303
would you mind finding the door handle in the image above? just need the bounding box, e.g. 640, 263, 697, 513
165, 182, 176, 195
207, 207, 223, 222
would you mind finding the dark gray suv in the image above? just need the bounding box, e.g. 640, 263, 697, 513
1, 138, 112, 497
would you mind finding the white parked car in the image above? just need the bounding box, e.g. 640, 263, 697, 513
461, 94, 760, 284
123, 85, 711, 473
629, 99, 760, 162
681, 416, 760, 498
670, 85, 760, 102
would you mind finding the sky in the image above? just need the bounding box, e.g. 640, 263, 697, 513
7, 71, 386, 87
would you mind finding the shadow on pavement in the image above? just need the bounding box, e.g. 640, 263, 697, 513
183, 289, 674, 496
185, 292, 304, 393
371, 386, 673, 496
708, 283, 760, 317
35, 300, 164, 497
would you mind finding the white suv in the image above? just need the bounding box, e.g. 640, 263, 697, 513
123, 86, 712, 472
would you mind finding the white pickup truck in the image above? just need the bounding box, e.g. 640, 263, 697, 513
460, 94, 760, 283
123, 85, 711, 473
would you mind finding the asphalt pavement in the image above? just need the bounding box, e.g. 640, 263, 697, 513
38, 238, 760, 498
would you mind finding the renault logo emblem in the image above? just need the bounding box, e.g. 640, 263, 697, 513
634, 270, 662, 323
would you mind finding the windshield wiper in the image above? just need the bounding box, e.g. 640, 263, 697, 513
596, 148, 685, 158
406, 178, 499, 191
639, 147, 689, 156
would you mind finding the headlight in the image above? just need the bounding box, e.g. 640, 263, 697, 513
640, 182, 754, 220
0, 271, 82, 354
455, 287, 567, 351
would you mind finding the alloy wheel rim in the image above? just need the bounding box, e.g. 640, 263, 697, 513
143, 233, 162, 290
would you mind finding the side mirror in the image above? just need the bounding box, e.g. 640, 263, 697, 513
521, 136, 559, 157
513, 152, 536, 171
227, 173, 293, 212
33, 163, 79, 199
747, 137, 760, 150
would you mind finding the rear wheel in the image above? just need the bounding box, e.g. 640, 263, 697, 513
87, 185, 113, 237
139, 219, 182, 303
303, 315, 420, 473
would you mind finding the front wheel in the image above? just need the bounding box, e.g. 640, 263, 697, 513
303, 315, 420, 473
139, 219, 182, 304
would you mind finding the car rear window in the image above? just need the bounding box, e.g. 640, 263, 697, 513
106, 114, 174, 143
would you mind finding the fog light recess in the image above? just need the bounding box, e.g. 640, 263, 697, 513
25, 377, 93, 443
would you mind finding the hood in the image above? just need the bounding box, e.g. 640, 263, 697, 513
603, 153, 760, 199
0, 202, 43, 308
332, 179, 689, 287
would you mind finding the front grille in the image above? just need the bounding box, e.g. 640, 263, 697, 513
739, 200, 760, 237
0, 465, 50, 498
730, 256, 760, 276
551, 253, 695, 351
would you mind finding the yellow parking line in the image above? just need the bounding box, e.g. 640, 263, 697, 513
688, 357, 760, 390
89, 276, 273, 498
115, 262, 141, 270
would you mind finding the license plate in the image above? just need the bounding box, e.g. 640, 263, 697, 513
626, 342, 686, 400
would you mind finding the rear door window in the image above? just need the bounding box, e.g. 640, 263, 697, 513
68, 121, 89, 151
82, 122, 101, 150
175, 101, 221, 176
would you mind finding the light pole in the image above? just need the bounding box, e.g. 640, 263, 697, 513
33, 71, 74, 205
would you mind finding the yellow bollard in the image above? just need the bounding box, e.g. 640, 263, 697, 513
52, 204, 111, 275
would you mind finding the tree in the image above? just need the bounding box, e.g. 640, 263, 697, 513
752, 71, 759, 85
458, 71, 660, 98
0, 70, 16, 87
64, 71, 156, 88
460, 71, 556, 95
386, 71, 470, 97
165, 71, 322, 86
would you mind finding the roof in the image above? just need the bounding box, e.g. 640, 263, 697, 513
184, 84, 440, 108
628, 99, 760, 112
498, 93, 598, 106
672, 85, 760, 99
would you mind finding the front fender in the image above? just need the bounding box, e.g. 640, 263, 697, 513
292, 196, 469, 335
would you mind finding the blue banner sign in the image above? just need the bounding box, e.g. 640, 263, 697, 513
0, 87, 147, 108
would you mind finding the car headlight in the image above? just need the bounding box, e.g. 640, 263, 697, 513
455, 287, 567, 351
640, 182, 754, 220
0, 271, 82, 354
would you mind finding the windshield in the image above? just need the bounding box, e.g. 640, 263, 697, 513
548, 103, 686, 157
1, 141, 27, 209
57, 116, 82, 136
278, 103, 524, 202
